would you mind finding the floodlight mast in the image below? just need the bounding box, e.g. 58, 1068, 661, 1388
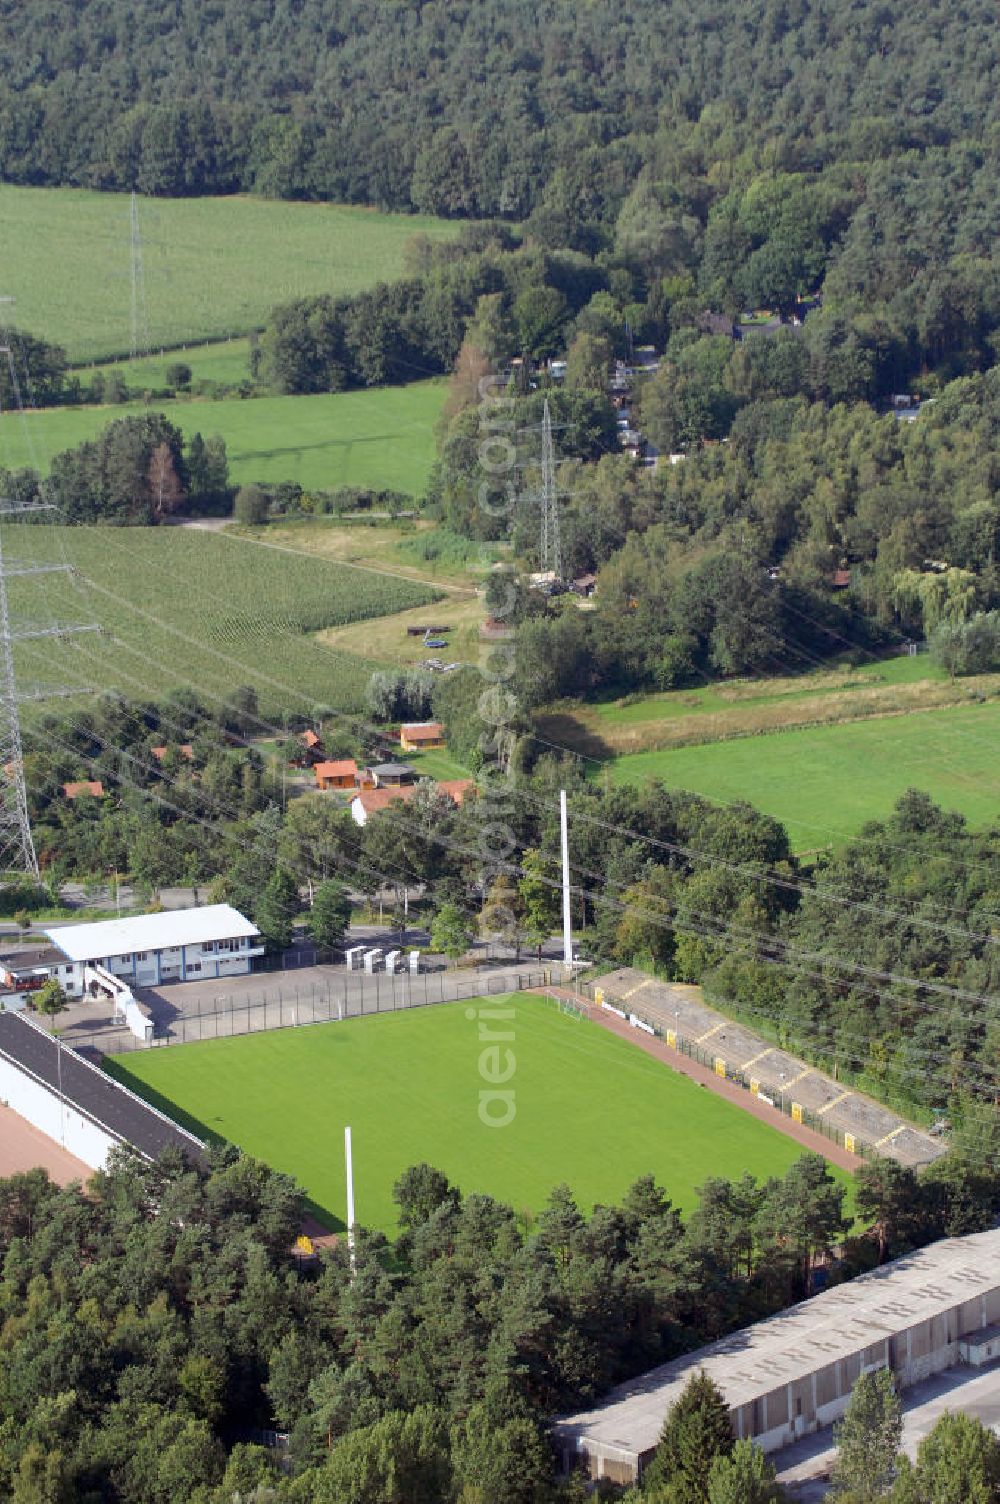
345, 1125, 357, 1276
560, 788, 573, 972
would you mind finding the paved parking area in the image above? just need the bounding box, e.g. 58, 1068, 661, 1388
778, 1362, 1000, 1500
52, 932, 566, 1055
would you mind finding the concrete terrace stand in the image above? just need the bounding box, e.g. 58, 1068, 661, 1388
0, 1011, 204, 1171
592, 968, 942, 1169
554, 1227, 1000, 1485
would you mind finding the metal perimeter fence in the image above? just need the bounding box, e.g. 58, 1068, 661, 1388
580, 979, 870, 1161
78, 966, 556, 1053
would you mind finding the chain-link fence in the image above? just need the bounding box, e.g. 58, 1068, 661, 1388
581, 980, 869, 1160
80, 966, 554, 1053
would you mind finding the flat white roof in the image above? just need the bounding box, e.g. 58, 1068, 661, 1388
45, 904, 259, 963
554, 1227, 1000, 1463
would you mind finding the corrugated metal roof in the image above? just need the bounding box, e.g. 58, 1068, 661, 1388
554, 1228, 1000, 1464
45, 904, 259, 963
0, 1011, 205, 1163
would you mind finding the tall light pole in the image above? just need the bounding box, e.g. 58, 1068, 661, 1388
344, 1125, 356, 1276
560, 789, 573, 973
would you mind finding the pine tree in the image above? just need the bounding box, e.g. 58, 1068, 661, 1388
255, 868, 300, 954
707, 1440, 785, 1504
308, 879, 352, 950
643, 1371, 735, 1502
831, 1367, 902, 1501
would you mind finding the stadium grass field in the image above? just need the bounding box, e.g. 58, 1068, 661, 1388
0, 185, 458, 362
607, 701, 1000, 851
0, 380, 446, 497
105, 995, 851, 1235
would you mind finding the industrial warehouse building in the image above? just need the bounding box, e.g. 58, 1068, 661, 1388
554, 1227, 1000, 1484
32, 904, 263, 997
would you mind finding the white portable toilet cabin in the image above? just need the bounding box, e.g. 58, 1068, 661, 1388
409, 949, 421, 974
385, 950, 402, 975
363, 948, 383, 973
344, 945, 365, 971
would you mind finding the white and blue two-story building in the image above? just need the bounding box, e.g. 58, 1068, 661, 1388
42, 904, 263, 997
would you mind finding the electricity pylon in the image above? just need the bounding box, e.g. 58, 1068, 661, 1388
539, 398, 562, 580
0, 315, 100, 877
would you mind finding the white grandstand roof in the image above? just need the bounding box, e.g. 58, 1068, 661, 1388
554, 1227, 1000, 1464
45, 904, 259, 962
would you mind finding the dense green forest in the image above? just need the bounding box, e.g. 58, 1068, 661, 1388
0, 1133, 992, 1503
433, 370, 1000, 697
1, 0, 999, 222
6, 0, 1000, 406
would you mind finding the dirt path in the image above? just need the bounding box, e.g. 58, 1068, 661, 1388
542, 990, 860, 1174
0, 1104, 92, 1185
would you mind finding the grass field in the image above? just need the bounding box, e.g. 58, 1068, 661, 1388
317, 593, 484, 668
93, 338, 255, 392
0, 185, 458, 362
241, 520, 498, 665
0, 380, 447, 496
402, 747, 472, 781
538, 655, 1000, 760
241, 520, 508, 589
105, 995, 843, 1233
6, 524, 437, 720
607, 701, 1000, 850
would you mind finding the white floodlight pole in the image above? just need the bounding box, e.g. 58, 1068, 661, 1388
344, 1125, 357, 1276
560, 789, 573, 971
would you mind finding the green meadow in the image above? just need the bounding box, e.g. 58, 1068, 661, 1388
0, 380, 447, 495
608, 702, 1000, 850
0, 185, 458, 362
92, 338, 256, 392
106, 995, 847, 1234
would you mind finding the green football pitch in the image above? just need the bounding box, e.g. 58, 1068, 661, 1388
106, 995, 849, 1234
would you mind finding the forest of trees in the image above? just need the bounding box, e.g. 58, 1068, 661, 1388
0, 1132, 992, 1504
0, 416, 232, 523
4, 1, 1000, 402
0, 0, 998, 227
430, 367, 1000, 698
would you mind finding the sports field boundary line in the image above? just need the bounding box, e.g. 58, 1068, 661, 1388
538, 988, 860, 1174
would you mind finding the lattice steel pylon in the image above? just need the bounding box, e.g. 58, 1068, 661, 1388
0, 317, 101, 878
0, 515, 40, 878
539, 398, 562, 580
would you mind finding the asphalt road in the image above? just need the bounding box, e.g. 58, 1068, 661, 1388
777, 1362, 1000, 1499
